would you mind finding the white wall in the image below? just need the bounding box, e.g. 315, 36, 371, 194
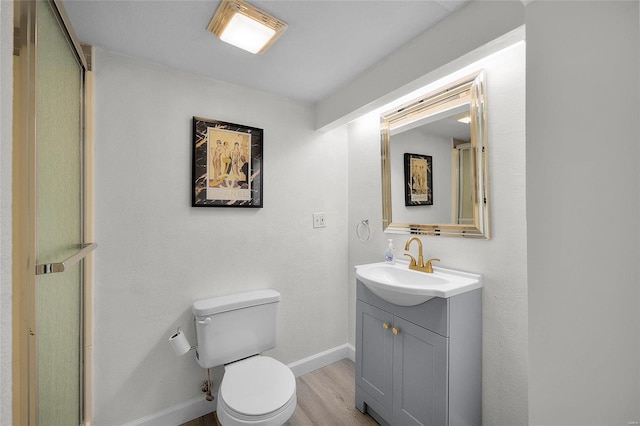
527, 1, 640, 424
92, 48, 349, 425
0, 2, 13, 425
347, 43, 528, 425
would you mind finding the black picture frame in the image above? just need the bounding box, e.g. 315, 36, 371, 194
192, 117, 263, 207
404, 153, 433, 206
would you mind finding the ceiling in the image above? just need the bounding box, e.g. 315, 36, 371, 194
62, 0, 471, 104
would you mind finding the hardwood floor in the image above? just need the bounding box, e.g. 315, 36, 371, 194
180, 358, 378, 426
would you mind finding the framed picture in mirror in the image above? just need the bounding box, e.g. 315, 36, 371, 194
404, 153, 433, 206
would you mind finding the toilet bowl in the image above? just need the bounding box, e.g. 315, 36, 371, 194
192, 290, 296, 426
216, 356, 297, 426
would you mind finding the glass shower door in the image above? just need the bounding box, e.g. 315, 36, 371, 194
34, 1, 85, 424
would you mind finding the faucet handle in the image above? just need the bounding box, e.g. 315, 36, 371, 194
404, 253, 417, 267
425, 258, 440, 273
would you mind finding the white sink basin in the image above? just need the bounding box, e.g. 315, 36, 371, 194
355, 260, 482, 306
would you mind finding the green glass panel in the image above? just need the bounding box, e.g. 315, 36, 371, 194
35, 1, 83, 425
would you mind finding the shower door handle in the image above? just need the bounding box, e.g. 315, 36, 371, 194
35, 243, 97, 275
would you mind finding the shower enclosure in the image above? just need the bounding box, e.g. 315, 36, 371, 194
13, 1, 94, 424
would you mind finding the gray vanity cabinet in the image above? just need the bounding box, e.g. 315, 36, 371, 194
355, 281, 481, 426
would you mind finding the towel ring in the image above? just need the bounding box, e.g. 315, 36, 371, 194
356, 219, 371, 242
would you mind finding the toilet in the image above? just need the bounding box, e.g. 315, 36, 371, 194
192, 289, 297, 426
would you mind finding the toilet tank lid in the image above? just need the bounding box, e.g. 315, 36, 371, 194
192, 289, 280, 317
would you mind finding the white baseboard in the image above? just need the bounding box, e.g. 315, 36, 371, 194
287, 343, 355, 377
346, 343, 356, 362
123, 343, 356, 426
121, 395, 217, 426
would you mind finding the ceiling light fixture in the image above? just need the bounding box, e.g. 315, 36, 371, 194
207, 0, 288, 54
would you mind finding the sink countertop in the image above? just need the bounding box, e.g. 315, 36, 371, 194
355, 260, 482, 306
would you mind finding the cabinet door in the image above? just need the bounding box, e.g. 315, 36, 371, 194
393, 317, 448, 426
356, 301, 394, 410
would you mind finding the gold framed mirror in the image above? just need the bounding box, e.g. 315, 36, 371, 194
380, 70, 489, 238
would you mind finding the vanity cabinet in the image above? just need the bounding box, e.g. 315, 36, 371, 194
355, 281, 481, 426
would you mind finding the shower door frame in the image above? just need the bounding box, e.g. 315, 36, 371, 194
12, 0, 95, 424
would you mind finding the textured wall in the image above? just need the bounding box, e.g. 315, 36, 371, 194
92, 49, 349, 425
527, 2, 640, 424
347, 43, 528, 425
0, 1, 14, 425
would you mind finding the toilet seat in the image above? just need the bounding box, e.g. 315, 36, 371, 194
217, 356, 297, 426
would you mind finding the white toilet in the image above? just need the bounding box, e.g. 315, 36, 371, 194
192, 289, 297, 426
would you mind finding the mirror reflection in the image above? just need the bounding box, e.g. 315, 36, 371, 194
381, 70, 489, 238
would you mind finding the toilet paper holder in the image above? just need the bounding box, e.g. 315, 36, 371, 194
168, 327, 195, 356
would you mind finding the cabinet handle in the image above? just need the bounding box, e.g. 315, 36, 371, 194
383, 322, 390, 330
392, 327, 400, 335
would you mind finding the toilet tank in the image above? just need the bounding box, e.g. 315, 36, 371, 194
192, 289, 280, 369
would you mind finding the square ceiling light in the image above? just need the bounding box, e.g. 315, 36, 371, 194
207, 0, 288, 54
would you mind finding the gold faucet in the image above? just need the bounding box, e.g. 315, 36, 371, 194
404, 237, 440, 273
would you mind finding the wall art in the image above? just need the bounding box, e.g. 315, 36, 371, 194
192, 117, 263, 207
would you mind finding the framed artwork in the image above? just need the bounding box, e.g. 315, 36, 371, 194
404, 153, 433, 206
192, 117, 263, 207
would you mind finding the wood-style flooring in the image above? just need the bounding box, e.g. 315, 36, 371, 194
180, 358, 378, 426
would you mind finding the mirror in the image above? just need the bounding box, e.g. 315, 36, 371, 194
381, 70, 489, 238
